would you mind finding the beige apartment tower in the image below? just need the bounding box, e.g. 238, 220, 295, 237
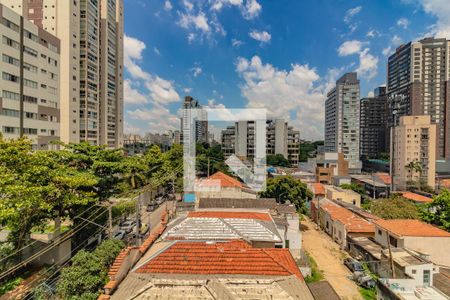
391, 115, 436, 191
2, 0, 124, 147
0, 4, 60, 149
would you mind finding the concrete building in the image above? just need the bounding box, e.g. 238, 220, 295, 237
195, 171, 257, 199
391, 115, 436, 190
360, 86, 389, 159
302, 152, 349, 184
374, 219, 450, 267
325, 72, 361, 172
324, 185, 361, 207
180, 96, 208, 144
2, 0, 124, 147
387, 38, 450, 160
0, 4, 60, 149
221, 119, 300, 166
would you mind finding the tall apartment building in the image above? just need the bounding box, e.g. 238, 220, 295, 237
180, 96, 208, 144
0, 4, 60, 149
221, 119, 300, 166
391, 115, 436, 190
387, 38, 450, 160
2, 0, 124, 147
325, 72, 361, 172
360, 86, 389, 159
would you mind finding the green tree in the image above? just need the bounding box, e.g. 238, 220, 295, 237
299, 141, 324, 162
340, 183, 366, 197
259, 176, 312, 213
370, 194, 420, 219
57, 239, 124, 299
421, 189, 450, 231
267, 154, 290, 167
405, 160, 423, 191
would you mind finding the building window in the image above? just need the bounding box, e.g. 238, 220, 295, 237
2, 72, 19, 83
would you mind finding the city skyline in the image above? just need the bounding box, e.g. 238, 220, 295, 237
123, 0, 450, 140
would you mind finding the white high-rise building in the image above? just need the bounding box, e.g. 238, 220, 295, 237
0, 4, 61, 149
1, 0, 124, 147
325, 72, 361, 172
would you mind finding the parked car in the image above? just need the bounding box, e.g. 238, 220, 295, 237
358, 274, 376, 289
120, 220, 136, 233
147, 204, 156, 212
344, 258, 364, 272
113, 230, 126, 240
155, 197, 165, 205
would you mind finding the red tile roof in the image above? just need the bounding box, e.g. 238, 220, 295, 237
135, 240, 303, 279
188, 211, 272, 221
401, 192, 433, 203
321, 204, 375, 233
313, 183, 325, 195
204, 171, 244, 188
375, 173, 392, 185
374, 219, 450, 237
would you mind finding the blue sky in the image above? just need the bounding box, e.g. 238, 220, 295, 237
123, 0, 450, 140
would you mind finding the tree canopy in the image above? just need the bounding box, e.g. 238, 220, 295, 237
267, 154, 290, 167
421, 189, 450, 231
259, 176, 312, 213
367, 194, 420, 220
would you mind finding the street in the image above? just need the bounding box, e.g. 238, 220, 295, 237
302, 217, 363, 300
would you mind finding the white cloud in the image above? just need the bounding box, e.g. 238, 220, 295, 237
249, 30, 271, 43
344, 6, 362, 24
184, 87, 192, 94
367, 91, 375, 97
356, 48, 379, 79
123, 35, 181, 134
179, 12, 210, 32
182, 0, 194, 11
232, 38, 244, 47
338, 40, 363, 56
154, 47, 161, 56
382, 35, 403, 56
164, 1, 173, 11
419, 0, 450, 38
127, 105, 180, 132
242, 0, 262, 19
124, 80, 148, 104
235, 56, 337, 140
397, 17, 410, 29
187, 33, 196, 43
366, 29, 379, 38
191, 66, 203, 77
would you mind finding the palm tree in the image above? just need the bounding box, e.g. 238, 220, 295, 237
405, 160, 423, 191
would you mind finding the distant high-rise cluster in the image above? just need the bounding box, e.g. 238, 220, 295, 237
0, 0, 124, 148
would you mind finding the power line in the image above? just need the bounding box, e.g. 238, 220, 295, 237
0, 206, 106, 281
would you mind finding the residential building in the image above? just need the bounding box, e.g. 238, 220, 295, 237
374, 219, 450, 267
180, 96, 208, 144
0, 4, 60, 149
2, 0, 124, 147
123, 132, 173, 155
221, 119, 300, 165
351, 174, 391, 198
195, 171, 257, 199
360, 86, 389, 159
325, 72, 361, 172
109, 240, 314, 299
314, 201, 374, 249
305, 152, 349, 184
377, 278, 447, 300
391, 115, 436, 190
387, 38, 450, 160
324, 185, 361, 207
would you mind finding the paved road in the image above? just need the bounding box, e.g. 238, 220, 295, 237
302, 217, 362, 300
141, 201, 174, 234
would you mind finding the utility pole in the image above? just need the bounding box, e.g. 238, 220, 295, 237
207, 157, 210, 177
386, 232, 396, 279
108, 204, 113, 238
136, 193, 142, 246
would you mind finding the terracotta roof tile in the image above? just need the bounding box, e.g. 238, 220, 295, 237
321, 204, 374, 233
135, 240, 303, 279
375, 173, 392, 185
187, 211, 272, 221
374, 219, 450, 237
401, 192, 433, 203
313, 183, 325, 195
201, 172, 244, 188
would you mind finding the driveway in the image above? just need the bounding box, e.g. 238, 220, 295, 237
302, 217, 362, 300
